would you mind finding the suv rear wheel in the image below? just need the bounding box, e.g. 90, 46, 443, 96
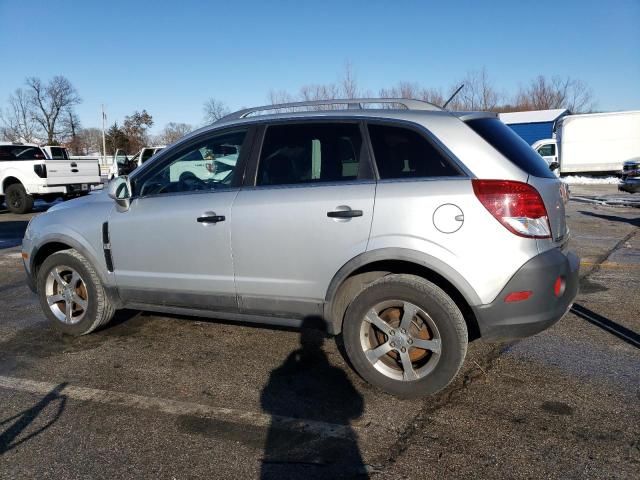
342, 274, 467, 398
37, 249, 115, 335
5, 183, 34, 214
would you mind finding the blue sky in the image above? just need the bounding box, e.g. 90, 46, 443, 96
1, 0, 639, 133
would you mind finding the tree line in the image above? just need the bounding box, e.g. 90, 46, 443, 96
1, 67, 595, 155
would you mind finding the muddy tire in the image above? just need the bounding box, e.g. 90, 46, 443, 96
342, 274, 468, 398
37, 249, 115, 336
5, 183, 34, 214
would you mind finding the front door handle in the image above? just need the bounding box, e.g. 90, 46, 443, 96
197, 214, 225, 224
327, 209, 363, 218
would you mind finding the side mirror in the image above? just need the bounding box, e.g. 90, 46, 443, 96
549, 161, 559, 172
107, 176, 132, 210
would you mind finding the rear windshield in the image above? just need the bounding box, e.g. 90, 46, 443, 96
0, 145, 46, 161
466, 117, 555, 178
48, 147, 68, 159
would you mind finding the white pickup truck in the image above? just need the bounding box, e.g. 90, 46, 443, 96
0, 142, 101, 214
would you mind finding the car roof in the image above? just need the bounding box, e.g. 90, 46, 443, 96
0, 142, 41, 147
189, 108, 496, 141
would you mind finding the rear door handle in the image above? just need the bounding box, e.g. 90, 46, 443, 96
327, 209, 363, 218
197, 214, 225, 224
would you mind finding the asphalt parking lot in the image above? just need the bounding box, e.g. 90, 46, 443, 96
0, 185, 638, 479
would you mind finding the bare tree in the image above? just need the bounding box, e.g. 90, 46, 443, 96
267, 62, 362, 111
379, 82, 445, 106
75, 128, 103, 155
447, 68, 502, 111
26, 76, 81, 143
341, 61, 359, 99
0, 88, 39, 142
514, 75, 594, 112
203, 98, 230, 123
156, 122, 193, 145
61, 110, 82, 154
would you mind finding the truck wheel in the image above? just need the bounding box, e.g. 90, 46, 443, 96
5, 183, 34, 214
37, 249, 115, 336
341, 274, 468, 398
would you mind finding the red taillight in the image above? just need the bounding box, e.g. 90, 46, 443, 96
504, 291, 533, 303
472, 179, 551, 239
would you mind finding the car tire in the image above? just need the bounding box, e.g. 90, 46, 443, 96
342, 274, 468, 398
5, 183, 34, 214
37, 249, 115, 336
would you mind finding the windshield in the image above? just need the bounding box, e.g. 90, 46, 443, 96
466, 117, 555, 179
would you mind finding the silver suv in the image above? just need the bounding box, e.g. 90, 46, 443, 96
22, 99, 579, 397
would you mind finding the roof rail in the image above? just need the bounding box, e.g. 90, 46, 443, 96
218, 98, 443, 122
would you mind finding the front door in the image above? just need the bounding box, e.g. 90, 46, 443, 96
231, 122, 375, 317
108, 128, 250, 310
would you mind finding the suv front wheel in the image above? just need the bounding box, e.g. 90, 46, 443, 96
37, 249, 115, 335
342, 274, 468, 398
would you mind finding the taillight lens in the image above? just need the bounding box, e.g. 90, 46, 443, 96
472, 179, 551, 239
33, 164, 47, 178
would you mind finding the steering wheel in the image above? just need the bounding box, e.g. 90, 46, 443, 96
179, 171, 207, 191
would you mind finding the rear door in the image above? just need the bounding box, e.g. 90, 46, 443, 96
231, 121, 375, 316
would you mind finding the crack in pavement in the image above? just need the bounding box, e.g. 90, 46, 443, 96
371, 225, 639, 473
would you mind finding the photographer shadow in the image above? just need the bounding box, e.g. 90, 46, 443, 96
260, 316, 368, 479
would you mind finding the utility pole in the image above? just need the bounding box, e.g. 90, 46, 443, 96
101, 104, 107, 165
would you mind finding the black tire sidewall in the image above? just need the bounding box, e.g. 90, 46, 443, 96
6, 184, 33, 214
343, 278, 467, 398
37, 251, 101, 336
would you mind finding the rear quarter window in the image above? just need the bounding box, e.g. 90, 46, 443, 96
368, 124, 462, 179
466, 117, 555, 179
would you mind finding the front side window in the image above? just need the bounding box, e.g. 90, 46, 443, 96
0, 145, 46, 161
134, 130, 246, 196
257, 123, 363, 186
537, 144, 556, 157
368, 124, 461, 179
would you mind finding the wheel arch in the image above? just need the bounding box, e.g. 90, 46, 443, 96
31, 234, 122, 308
324, 248, 481, 339
1, 176, 24, 194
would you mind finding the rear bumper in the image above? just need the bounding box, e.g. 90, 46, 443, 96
472, 248, 580, 341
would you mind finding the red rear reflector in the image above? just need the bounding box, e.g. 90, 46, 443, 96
554, 276, 565, 297
504, 291, 533, 303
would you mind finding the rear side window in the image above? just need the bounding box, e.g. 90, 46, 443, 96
466, 117, 555, 178
0, 145, 46, 161
367, 124, 461, 179
257, 123, 363, 186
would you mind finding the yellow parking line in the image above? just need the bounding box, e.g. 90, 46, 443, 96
580, 261, 640, 269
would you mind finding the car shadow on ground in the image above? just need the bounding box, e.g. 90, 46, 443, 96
0, 383, 67, 455
0, 220, 29, 249
578, 210, 640, 227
